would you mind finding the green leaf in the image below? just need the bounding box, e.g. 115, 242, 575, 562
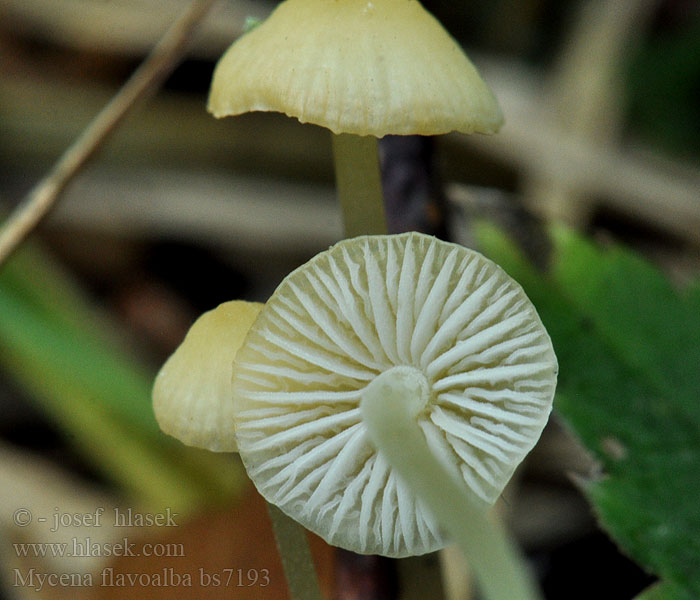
635, 581, 695, 600
685, 278, 700, 313
550, 226, 700, 418
476, 223, 700, 598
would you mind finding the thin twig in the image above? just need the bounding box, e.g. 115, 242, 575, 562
0, 0, 219, 267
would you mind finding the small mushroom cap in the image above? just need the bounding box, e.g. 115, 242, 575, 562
153, 300, 263, 452
208, 0, 503, 137
232, 233, 557, 557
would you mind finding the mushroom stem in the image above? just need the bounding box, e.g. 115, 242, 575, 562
266, 502, 324, 600
332, 133, 388, 238
360, 369, 543, 600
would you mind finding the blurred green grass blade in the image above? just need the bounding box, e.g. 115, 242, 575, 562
476, 223, 700, 599
0, 246, 247, 512
2, 341, 199, 512
0, 286, 246, 511
0, 243, 163, 435
0, 243, 117, 339
0, 284, 160, 436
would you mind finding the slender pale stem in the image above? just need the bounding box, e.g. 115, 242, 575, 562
332, 133, 387, 238
0, 0, 218, 267
266, 502, 324, 600
360, 369, 542, 600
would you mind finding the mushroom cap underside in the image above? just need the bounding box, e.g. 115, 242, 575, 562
232, 232, 557, 556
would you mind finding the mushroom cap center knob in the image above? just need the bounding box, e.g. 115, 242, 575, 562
364, 366, 431, 420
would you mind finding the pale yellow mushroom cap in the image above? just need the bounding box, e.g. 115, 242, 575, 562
152, 300, 263, 452
208, 0, 504, 137
232, 233, 557, 556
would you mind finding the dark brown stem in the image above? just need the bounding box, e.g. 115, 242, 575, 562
334, 549, 398, 600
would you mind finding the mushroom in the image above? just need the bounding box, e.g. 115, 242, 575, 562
207, 0, 503, 137
207, 0, 503, 237
152, 299, 324, 600
153, 300, 262, 452
232, 232, 557, 596
161, 4, 544, 597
